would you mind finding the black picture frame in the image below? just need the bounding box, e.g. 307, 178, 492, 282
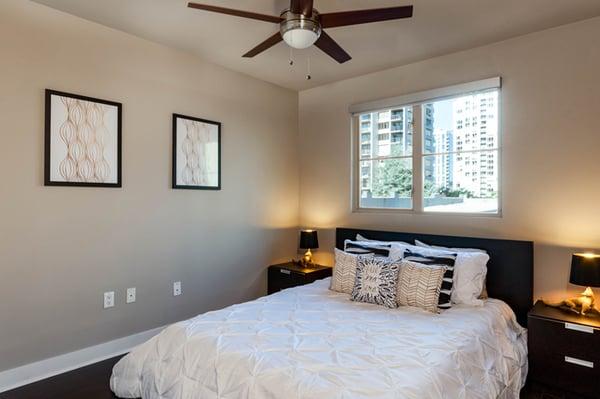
172, 113, 221, 190
44, 89, 122, 188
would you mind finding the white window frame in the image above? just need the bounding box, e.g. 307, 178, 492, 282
350, 77, 502, 216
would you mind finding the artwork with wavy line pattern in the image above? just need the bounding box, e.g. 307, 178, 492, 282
172, 113, 221, 190
45, 90, 122, 187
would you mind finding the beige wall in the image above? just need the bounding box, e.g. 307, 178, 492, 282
3, 0, 600, 376
0, 1, 299, 371
299, 16, 600, 303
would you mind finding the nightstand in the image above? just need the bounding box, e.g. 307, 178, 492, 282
528, 300, 600, 398
267, 262, 332, 294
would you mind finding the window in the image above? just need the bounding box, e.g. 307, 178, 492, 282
357, 107, 413, 209
352, 78, 500, 214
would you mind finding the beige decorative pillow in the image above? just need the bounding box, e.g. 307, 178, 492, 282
396, 260, 446, 313
330, 248, 372, 294
479, 278, 489, 299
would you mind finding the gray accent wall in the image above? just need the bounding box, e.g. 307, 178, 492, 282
0, 0, 299, 372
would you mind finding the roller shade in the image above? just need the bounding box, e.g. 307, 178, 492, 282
349, 77, 501, 115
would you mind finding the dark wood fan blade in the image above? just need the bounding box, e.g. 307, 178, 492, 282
320, 5, 413, 28
242, 32, 283, 57
188, 3, 282, 23
314, 31, 351, 64
290, 0, 313, 16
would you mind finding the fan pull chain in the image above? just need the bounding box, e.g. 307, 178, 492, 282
289, 47, 294, 66
306, 56, 311, 80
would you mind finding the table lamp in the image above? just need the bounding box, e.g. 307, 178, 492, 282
299, 230, 318, 266
568, 253, 600, 314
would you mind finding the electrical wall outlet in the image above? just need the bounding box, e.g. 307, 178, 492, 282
126, 287, 136, 303
103, 291, 115, 308
173, 281, 182, 296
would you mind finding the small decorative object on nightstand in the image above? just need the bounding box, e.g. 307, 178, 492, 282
528, 300, 600, 398
299, 230, 319, 266
543, 253, 600, 316
268, 262, 331, 295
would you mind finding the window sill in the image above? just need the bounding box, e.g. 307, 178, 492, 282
353, 207, 502, 218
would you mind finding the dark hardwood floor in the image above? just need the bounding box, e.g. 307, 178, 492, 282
0, 355, 579, 399
0, 356, 124, 399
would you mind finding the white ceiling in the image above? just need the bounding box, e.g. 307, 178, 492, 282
32, 0, 600, 91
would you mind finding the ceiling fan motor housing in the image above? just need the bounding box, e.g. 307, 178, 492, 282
280, 9, 322, 49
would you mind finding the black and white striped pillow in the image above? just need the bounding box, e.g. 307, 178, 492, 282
344, 240, 391, 257
403, 250, 457, 311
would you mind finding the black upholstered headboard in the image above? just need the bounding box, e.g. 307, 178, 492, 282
336, 227, 534, 327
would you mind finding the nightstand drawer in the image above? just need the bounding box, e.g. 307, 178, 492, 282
267, 263, 332, 295
529, 315, 600, 397
529, 316, 600, 363
529, 351, 599, 397
268, 268, 304, 291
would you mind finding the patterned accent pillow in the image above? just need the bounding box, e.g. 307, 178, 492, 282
479, 278, 489, 299
344, 239, 391, 257
403, 250, 457, 311
330, 249, 373, 294
396, 260, 446, 313
350, 257, 401, 308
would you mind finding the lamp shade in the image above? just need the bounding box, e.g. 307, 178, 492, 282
570, 253, 600, 287
299, 230, 319, 249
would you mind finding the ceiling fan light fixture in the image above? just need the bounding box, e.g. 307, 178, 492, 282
282, 29, 318, 49
188, 2, 414, 64
280, 10, 321, 49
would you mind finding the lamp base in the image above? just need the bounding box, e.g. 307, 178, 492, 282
302, 249, 314, 268
542, 287, 600, 316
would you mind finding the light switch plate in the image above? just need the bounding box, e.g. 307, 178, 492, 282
103, 291, 115, 308
126, 287, 136, 303
173, 281, 182, 296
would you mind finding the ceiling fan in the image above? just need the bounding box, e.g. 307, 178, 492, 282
188, 1, 413, 64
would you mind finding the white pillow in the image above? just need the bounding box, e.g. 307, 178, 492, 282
414, 239, 487, 254
390, 242, 489, 306
450, 251, 489, 306
355, 234, 412, 247
355, 233, 376, 241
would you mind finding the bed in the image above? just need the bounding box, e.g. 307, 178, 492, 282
111, 228, 533, 399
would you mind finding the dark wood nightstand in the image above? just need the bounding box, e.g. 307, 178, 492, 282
267, 262, 332, 295
528, 300, 600, 398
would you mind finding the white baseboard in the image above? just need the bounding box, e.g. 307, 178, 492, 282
0, 325, 166, 393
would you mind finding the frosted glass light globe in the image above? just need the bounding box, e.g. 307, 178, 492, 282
282, 28, 319, 49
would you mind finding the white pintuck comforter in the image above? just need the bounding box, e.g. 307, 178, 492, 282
111, 278, 527, 399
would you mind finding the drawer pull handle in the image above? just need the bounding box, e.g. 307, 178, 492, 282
565, 356, 594, 369
565, 322, 594, 334
280, 269, 291, 275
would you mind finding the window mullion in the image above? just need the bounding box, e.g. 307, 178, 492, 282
412, 105, 423, 212
352, 115, 360, 211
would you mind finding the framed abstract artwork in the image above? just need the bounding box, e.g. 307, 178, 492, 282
44, 89, 122, 187
172, 113, 221, 190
